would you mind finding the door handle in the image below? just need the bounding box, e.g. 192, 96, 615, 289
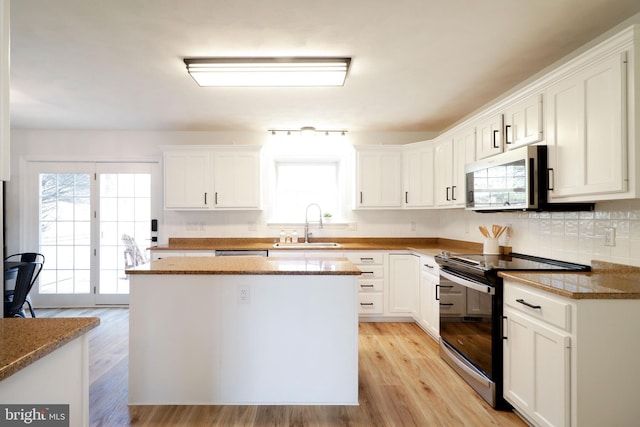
505, 125, 512, 144
492, 129, 499, 148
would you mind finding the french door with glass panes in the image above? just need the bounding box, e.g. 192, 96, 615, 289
27, 161, 156, 307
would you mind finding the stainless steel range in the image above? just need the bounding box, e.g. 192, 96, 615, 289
434, 252, 590, 409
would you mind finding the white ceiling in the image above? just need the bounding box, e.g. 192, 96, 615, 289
9, 0, 640, 133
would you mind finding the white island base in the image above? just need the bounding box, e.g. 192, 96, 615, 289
129, 273, 358, 405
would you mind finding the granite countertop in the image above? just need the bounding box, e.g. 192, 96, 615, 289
499, 261, 640, 300
149, 237, 482, 256
0, 317, 100, 382
127, 255, 362, 275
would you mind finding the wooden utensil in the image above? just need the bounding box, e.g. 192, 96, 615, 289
479, 225, 490, 238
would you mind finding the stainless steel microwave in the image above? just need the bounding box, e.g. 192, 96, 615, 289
465, 145, 594, 212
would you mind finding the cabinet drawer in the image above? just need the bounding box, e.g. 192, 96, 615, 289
505, 283, 572, 331
358, 293, 384, 315
346, 252, 384, 265
356, 265, 384, 279
358, 278, 384, 292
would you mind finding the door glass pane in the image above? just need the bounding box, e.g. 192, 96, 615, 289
99, 173, 151, 295
39, 173, 92, 294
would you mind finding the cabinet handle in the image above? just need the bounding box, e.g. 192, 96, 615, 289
451, 185, 457, 201
446, 186, 451, 201
435, 284, 440, 301
423, 264, 434, 269
360, 257, 375, 262
360, 192, 363, 204
502, 316, 508, 340
361, 271, 375, 276
505, 125, 512, 144
547, 168, 555, 191
360, 302, 374, 306
204, 192, 207, 204
440, 302, 454, 307
493, 129, 499, 148
405, 191, 408, 204
215, 192, 218, 205
516, 298, 541, 309
360, 284, 375, 288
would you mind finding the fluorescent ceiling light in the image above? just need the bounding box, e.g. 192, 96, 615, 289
183, 57, 351, 87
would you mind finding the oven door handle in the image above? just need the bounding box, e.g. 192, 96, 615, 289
440, 270, 495, 295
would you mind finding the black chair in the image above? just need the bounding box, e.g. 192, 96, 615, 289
4, 253, 45, 318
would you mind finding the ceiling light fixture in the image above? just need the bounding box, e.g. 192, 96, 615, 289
268, 127, 348, 137
183, 57, 351, 87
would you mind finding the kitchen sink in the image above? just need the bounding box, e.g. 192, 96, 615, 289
272, 242, 341, 248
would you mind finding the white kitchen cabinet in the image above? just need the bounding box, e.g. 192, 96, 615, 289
388, 253, 419, 317
402, 143, 434, 208
0, 0, 9, 181
163, 150, 211, 209
503, 279, 640, 427
355, 147, 402, 208
417, 255, 439, 340
546, 50, 628, 202
503, 306, 570, 427
434, 127, 475, 207
476, 114, 503, 159
163, 146, 262, 210
345, 251, 387, 317
212, 148, 261, 209
503, 93, 543, 150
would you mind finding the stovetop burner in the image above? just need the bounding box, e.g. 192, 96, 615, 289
436, 252, 591, 273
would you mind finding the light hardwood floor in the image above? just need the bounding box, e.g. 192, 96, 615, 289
38, 308, 526, 426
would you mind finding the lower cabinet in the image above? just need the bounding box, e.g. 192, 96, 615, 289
417, 256, 439, 340
388, 253, 420, 317
503, 280, 640, 427
345, 252, 386, 317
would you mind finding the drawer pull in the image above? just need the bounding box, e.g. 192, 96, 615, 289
516, 298, 541, 310
424, 264, 434, 269
361, 272, 375, 276
440, 303, 454, 307
360, 302, 375, 306
360, 257, 375, 262
360, 284, 375, 288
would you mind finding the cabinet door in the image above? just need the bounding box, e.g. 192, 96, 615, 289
452, 128, 476, 207
476, 114, 503, 159
504, 94, 543, 150
388, 254, 419, 315
418, 262, 439, 340
546, 52, 627, 201
213, 151, 260, 208
403, 145, 434, 208
164, 151, 210, 209
503, 308, 571, 427
434, 139, 454, 207
356, 149, 401, 208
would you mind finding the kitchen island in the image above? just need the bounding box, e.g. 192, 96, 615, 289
126, 256, 360, 406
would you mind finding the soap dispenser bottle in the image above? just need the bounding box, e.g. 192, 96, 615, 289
279, 229, 286, 243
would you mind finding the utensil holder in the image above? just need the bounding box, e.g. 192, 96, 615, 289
483, 238, 500, 255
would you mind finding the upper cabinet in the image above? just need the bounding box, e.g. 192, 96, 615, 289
503, 93, 543, 150
355, 146, 402, 208
435, 126, 475, 208
475, 114, 503, 160
0, 0, 9, 181
164, 150, 211, 209
546, 49, 629, 202
163, 146, 261, 210
212, 148, 261, 209
402, 142, 434, 208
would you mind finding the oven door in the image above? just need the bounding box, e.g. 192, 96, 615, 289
439, 268, 497, 405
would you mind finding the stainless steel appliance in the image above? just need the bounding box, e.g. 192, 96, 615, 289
434, 252, 590, 408
464, 145, 594, 212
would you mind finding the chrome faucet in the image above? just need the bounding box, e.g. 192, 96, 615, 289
304, 203, 323, 243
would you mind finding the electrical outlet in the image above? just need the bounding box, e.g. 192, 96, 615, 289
604, 227, 616, 247
238, 285, 250, 304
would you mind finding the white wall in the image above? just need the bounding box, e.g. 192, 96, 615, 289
8, 128, 640, 267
